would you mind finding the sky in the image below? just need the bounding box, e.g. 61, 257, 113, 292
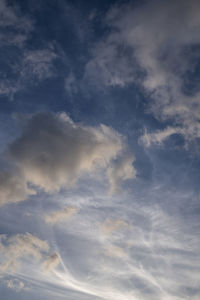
0, 0, 200, 299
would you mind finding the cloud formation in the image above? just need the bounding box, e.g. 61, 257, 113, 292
42, 252, 60, 272
0, 0, 33, 47
107, 152, 136, 194
100, 218, 127, 235
5, 279, 25, 291
0, 170, 36, 206
0, 233, 49, 275
44, 207, 77, 224
0, 1, 60, 99
0, 112, 135, 205
85, 0, 200, 146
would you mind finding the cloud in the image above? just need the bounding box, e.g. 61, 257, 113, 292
0, 0, 33, 47
100, 218, 127, 235
0, 45, 59, 99
140, 127, 183, 147
107, 152, 136, 194
84, 40, 138, 89
104, 245, 127, 258
65, 72, 78, 95
0, 112, 135, 204
44, 207, 77, 224
5, 279, 25, 291
85, 0, 200, 146
0, 112, 135, 205
42, 252, 60, 272
0, 1, 60, 99
0, 170, 36, 206
0, 233, 49, 275
20, 47, 58, 81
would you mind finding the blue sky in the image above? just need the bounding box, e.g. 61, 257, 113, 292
0, 0, 200, 299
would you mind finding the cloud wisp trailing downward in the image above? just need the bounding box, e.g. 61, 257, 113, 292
42, 252, 60, 272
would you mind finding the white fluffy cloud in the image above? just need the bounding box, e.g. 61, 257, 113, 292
0, 112, 135, 205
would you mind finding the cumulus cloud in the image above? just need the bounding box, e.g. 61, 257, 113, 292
85, 0, 200, 146
44, 207, 77, 224
0, 233, 49, 275
0, 112, 135, 205
42, 252, 60, 272
0, 112, 135, 204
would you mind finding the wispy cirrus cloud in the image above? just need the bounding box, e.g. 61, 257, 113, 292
0, 0, 33, 47
40, 197, 200, 300
0, 1, 61, 99
84, 0, 200, 147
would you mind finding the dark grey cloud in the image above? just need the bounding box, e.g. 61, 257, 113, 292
0, 112, 135, 205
